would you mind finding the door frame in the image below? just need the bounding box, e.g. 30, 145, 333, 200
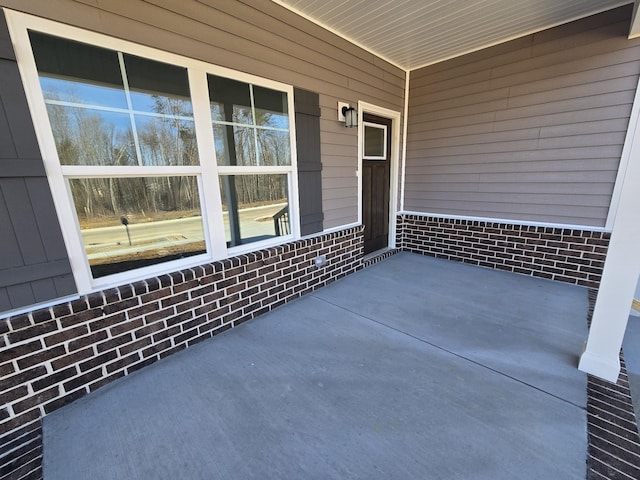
357, 101, 401, 250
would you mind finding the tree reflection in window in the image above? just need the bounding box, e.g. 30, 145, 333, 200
30, 31, 206, 278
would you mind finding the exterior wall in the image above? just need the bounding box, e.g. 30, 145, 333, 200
0, 0, 405, 231
397, 214, 610, 289
0, 11, 75, 312
0, 3, 401, 476
405, 5, 640, 228
0, 226, 364, 480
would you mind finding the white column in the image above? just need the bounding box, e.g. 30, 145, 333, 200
578, 80, 640, 382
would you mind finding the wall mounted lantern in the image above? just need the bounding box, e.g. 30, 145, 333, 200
341, 105, 358, 128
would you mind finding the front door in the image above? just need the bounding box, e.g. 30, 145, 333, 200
362, 113, 391, 255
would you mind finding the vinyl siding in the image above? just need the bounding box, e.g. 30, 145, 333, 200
1, 0, 406, 230
405, 5, 640, 228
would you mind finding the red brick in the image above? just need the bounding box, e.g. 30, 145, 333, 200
44, 325, 89, 347
0, 385, 29, 405
12, 386, 59, 414
31, 366, 76, 392
175, 298, 202, 314
161, 292, 189, 308
63, 369, 102, 392
198, 319, 223, 334
0, 409, 40, 435
17, 345, 66, 369
202, 290, 224, 304
119, 337, 152, 356
0, 340, 42, 363
145, 307, 175, 325
51, 347, 93, 371
60, 308, 105, 328
140, 287, 172, 304
152, 325, 180, 343
7, 322, 57, 345
43, 388, 86, 414
89, 312, 126, 333
102, 298, 139, 315
166, 311, 193, 327
110, 319, 143, 337
96, 333, 133, 353
134, 322, 165, 339
142, 339, 172, 358
127, 302, 160, 320
88, 371, 125, 392
69, 331, 107, 351
106, 353, 141, 374
183, 315, 208, 332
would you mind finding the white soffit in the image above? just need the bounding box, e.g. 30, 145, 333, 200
273, 0, 633, 71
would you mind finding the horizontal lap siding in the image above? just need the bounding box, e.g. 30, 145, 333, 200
0, 0, 405, 230
405, 5, 640, 228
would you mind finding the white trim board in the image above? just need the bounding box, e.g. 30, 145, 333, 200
606, 73, 640, 230
400, 71, 410, 213
399, 211, 610, 232
579, 46, 640, 382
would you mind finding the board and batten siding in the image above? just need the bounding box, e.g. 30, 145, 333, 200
405, 5, 640, 228
0, 0, 406, 231
0, 10, 75, 312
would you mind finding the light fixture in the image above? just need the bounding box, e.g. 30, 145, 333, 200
341, 105, 358, 128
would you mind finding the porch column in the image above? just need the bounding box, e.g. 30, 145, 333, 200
578, 85, 640, 382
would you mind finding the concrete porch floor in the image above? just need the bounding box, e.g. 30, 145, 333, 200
43, 252, 590, 479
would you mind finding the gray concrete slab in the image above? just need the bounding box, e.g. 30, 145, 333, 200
313, 253, 588, 407
43, 253, 588, 479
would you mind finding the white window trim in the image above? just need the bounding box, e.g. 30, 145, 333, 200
362, 122, 388, 160
6, 9, 300, 294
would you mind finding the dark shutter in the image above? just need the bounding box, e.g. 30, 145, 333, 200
0, 11, 76, 313
294, 88, 323, 235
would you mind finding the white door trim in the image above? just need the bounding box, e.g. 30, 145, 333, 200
357, 101, 401, 249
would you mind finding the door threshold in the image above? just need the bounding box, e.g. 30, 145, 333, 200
362, 248, 398, 267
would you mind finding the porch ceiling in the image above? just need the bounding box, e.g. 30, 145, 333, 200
272, 0, 634, 70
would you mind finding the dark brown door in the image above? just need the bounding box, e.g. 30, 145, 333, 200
362, 113, 392, 255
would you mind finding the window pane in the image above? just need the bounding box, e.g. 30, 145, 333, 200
212, 124, 230, 165
364, 125, 385, 158
233, 126, 257, 166
69, 177, 206, 278
253, 86, 288, 129
38, 76, 129, 110
219, 174, 289, 246
208, 75, 253, 124
212, 125, 257, 166
30, 31, 128, 109
124, 54, 193, 116
135, 116, 199, 166
255, 130, 290, 166
47, 105, 135, 166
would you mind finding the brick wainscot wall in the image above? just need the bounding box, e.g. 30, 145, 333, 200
1, 216, 613, 479
0, 226, 364, 480
397, 214, 610, 289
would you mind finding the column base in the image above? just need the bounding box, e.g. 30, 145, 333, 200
579, 350, 621, 383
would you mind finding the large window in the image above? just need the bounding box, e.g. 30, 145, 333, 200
208, 74, 292, 246
10, 15, 298, 293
